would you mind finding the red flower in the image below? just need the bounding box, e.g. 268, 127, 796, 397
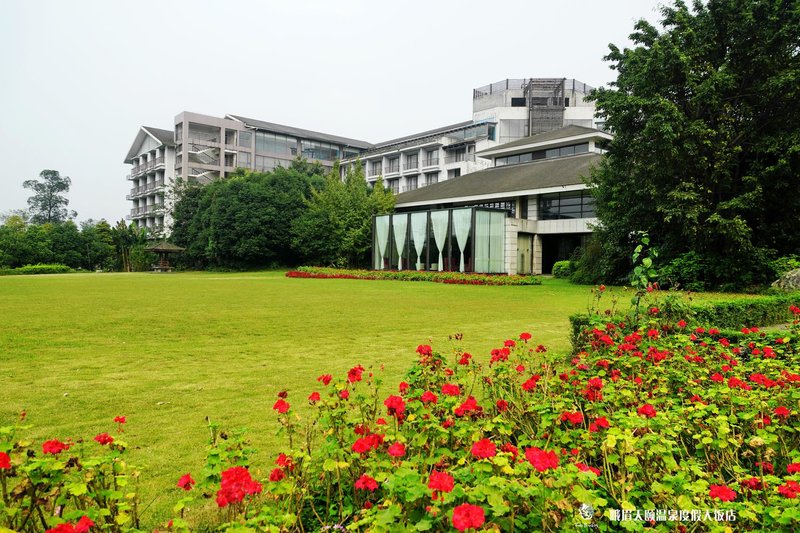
504, 339, 516, 348
428, 470, 454, 493
317, 374, 332, 386
677, 320, 687, 328
384, 395, 406, 418
471, 438, 496, 459
387, 442, 406, 458
0, 451, 10, 469
416, 345, 432, 356
216, 466, 262, 507
521, 374, 541, 392
177, 473, 195, 491
42, 439, 70, 455
308, 391, 321, 402
576, 463, 601, 476
114, 416, 126, 424
501, 442, 519, 458
637, 404, 657, 418
348, 364, 365, 383
587, 377, 603, 390
420, 391, 438, 404
525, 447, 559, 472
756, 461, 774, 474
441, 383, 460, 396
519, 332, 532, 341
375, 417, 387, 425
452, 503, 485, 532
94, 433, 114, 446
269, 468, 285, 482
354, 474, 379, 492
339, 390, 350, 400
275, 453, 294, 471
778, 480, 800, 499
709, 484, 736, 501
774, 406, 790, 418
496, 399, 509, 412
273, 399, 290, 413
560, 411, 584, 426
787, 463, 800, 474
740, 477, 764, 490
46, 516, 94, 533
399, 381, 410, 394
454, 396, 481, 417
458, 352, 472, 365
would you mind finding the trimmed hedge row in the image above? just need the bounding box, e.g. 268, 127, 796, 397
288, 266, 542, 286
0, 263, 72, 276
570, 292, 800, 350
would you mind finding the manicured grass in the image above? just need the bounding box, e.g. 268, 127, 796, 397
0, 271, 752, 525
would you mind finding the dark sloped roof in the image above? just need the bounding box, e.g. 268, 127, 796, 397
395, 152, 600, 206
476, 125, 604, 155
143, 126, 176, 147
373, 120, 474, 149
144, 241, 186, 253
227, 115, 372, 149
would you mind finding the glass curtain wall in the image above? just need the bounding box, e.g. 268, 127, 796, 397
373, 208, 505, 273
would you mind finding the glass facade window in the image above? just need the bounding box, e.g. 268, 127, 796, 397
387, 158, 399, 173
405, 176, 418, 191
255, 155, 278, 172
405, 153, 418, 169
343, 148, 360, 159
425, 172, 439, 186
256, 132, 296, 156
370, 161, 382, 176
494, 143, 589, 167
538, 191, 596, 220
301, 140, 340, 161
374, 208, 505, 274
239, 131, 252, 148
238, 151, 251, 168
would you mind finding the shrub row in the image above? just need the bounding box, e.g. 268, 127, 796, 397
570, 292, 800, 351
551, 260, 572, 279
0, 263, 72, 276
287, 267, 542, 286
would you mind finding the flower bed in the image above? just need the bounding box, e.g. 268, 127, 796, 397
286, 267, 542, 286
4, 306, 800, 531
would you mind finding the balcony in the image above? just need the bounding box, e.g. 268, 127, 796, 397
385, 164, 400, 174
444, 154, 476, 164
369, 167, 383, 178
403, 161, 419, 171
422, 158, 439, 167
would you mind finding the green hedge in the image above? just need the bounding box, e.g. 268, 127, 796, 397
569, 292, 800, 351
551, 260, 572, 279
289, 266, 542, 286
0, 263, 72, 276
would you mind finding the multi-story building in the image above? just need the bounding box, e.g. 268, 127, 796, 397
125, 112, 372, 233
373, 125, 612, 275
343, 78, 596, 194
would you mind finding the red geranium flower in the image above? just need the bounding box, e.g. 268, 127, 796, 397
387, 442, 406, 458
454, 396, 481, 417
774, 406, 791, 418
637, 404, 657, 418
787, 463, 800, 474
0, 451, 10, 469
416, 345, 432, 356
46, 516, 94, 533
354, 474, 379, 492
114, 416, 126, 424
504, 339, 516, 348
216, 466, 262, 507
177, 473, 195, 490
276, 453, 294, 471
778, 480, 800, 499
521, 375, 541, 392
348, 364, 365, 383
273, 399, 290, 413
709, 484, 736, 501
589, 416, 610, 432
94, 433, 113, 446
560, 411, 584, 426
452, 503, 485, 532
384, 395, 406, 418
471, 438, 496, 459
525, 447, 559, 472
740, 477, 764, 490
399, 381, 409, 394
420, 391, 438, 404
317, 374, 332, 386
42, 439, 70, 455
441, 383, 460, 396
308, 391, 321, 402
576, 463, 601, 476
458, 352, 472, 365
269, 468, 285, 482
496, 399, 509, 412
428, 470, 454, 498
519, 332, 532, 341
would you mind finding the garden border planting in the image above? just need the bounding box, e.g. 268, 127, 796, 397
287, 267, 542, 286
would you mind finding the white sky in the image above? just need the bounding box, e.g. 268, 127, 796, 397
0, 0, 664, 223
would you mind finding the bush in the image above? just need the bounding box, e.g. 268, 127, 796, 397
551, 260, 572, 279
659, 251, 707, 291
0, 263, 72, 276
770, 255, 800, 279
288, 267, 542, 286
569, 237, 605, 285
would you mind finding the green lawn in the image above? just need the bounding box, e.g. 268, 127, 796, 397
0, 271, 748, 525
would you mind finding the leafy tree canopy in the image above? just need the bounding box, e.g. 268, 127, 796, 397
23, 169, 76, 224
586, 0, 800, 289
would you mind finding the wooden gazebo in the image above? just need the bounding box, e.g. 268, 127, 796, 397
144, 241, 185, 272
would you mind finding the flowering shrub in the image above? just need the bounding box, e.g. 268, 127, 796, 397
165, 301, 800, 531
286, 266, 542, 286
0, 415, 139, 532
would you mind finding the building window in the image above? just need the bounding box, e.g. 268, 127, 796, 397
511, 97, 527, 107
238, 151, 251, 168
425, 172, 438, 186
239, 131, 252, 148
386, 178, 399, 194
488, 125, 496, 141
447, 168, 461, 179
474, 201, 516, 217
255, 155, 277, 172
370, 161, 382, 177
343, 147, 360, 159
405, 176, 418, 192
301, 140, 340, 161
538, 191, 595, 220
256, 132, 296, 156
387, 158, 399, 173
405, 153, 418, 170
423, 149, 438, 166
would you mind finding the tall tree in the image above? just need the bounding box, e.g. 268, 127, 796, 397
23, 170, 75, 224
586, 0, 800, 288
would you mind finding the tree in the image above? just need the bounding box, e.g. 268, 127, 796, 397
292, 160, 395, 268
586, 0, 800, 288
110, 221, 148, 272
23, 170, 76, 224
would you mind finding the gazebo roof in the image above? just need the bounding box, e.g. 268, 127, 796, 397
144, 241, 186, 253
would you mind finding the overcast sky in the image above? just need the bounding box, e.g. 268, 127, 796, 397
0, 0, 665, 223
